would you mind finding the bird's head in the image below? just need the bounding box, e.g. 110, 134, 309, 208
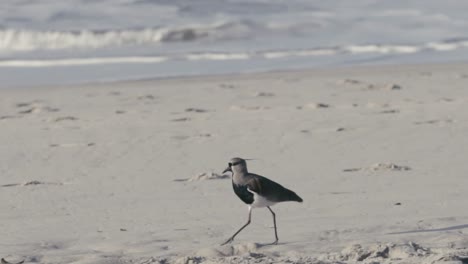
222, 157, 248, 174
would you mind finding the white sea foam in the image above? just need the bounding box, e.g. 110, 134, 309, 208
426, 42, 459, 51
0, 21, 254, 53
186, 52, 250, 61
1, 40, 468, 68
263, 48, 338, 59
344, 45, 421, 54
0, 29, 163, 52
0, 56, 167, 67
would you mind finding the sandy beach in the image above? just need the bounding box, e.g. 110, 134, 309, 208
1, 63, 468, 263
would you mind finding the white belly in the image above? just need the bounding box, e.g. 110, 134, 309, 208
248, 188, 276, 208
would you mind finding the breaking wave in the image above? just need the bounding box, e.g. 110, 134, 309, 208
1, 39, 468, 67
0, 21, 254, 53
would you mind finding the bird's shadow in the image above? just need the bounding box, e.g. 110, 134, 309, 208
257, 242, 285, 247
219, 241, 285, 248
387, 224, 468, 235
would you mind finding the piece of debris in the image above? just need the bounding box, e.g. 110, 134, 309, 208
305, 103, 330, 109
1, 258, 24, 264
54, 116, 79, 122
386, 84, 402, 90
174, 172, 229, 182
344, 163, 411, 173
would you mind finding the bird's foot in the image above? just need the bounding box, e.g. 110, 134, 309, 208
220, 237, 234, 246
268, 240, 278, 245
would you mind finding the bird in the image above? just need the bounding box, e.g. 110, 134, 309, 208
221, 157, 303, 245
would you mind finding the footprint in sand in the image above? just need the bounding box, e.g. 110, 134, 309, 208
171, 135, 190, 141
367, 102, 390, 109
16, 101, 59, 114
137, 94, 156, 100
379, 109, 400, 114
1, 181, 64, 187
16, 102, 33, 108
18, 106, 59, 114
437, 98, 455, 102
219, 83, 237, 89
414, 119, 453, 125
301, 128, 345, 133
108, 91, 121, 96
53, 116, 79, 122
137, 94, 158, 104
254, 92, 275, 97
185, 108, 209, 113
366, 83, 402, 91
0, 115, 20, 120
18, 107, 40, 114
171, 117, 191, 122
297, 103, 330, 110
337, 79, 363, 85
230, 105, 270, 111
337, 79, 402, 91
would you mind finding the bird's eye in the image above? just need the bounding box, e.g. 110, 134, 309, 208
228, 162, 232, 167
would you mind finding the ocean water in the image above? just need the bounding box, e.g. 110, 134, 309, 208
1, 0, 468, 88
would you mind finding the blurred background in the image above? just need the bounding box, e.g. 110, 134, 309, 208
1, 0, 468, 88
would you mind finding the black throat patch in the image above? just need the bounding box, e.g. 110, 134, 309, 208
232, 182, 254, 204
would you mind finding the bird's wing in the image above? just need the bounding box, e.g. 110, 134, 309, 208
246, 173, 303, 203
246, 174, 284, 196
245, 175, 263, 194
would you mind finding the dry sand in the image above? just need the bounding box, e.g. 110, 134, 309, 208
1, 63, 468, 264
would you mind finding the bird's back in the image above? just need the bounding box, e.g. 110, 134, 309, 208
248, 174, 303, 203
231, 172, 302, 204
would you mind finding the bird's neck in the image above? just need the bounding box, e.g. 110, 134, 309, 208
232, 170, 249, 183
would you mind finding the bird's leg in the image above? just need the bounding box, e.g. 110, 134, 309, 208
221, 206, 252, 245
267, 206, 278, 245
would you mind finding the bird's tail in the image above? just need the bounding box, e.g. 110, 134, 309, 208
287, 190, 303, 203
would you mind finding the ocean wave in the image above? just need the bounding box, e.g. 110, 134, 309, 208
0, 56, 168, 67
0, 21, 254, 53
1, 40, 468, 67
344, 45, 420, 54
186, 52, 250, 61
0, 28, 163, 52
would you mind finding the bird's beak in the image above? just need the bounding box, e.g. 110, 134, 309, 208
222, 166, 232, 174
